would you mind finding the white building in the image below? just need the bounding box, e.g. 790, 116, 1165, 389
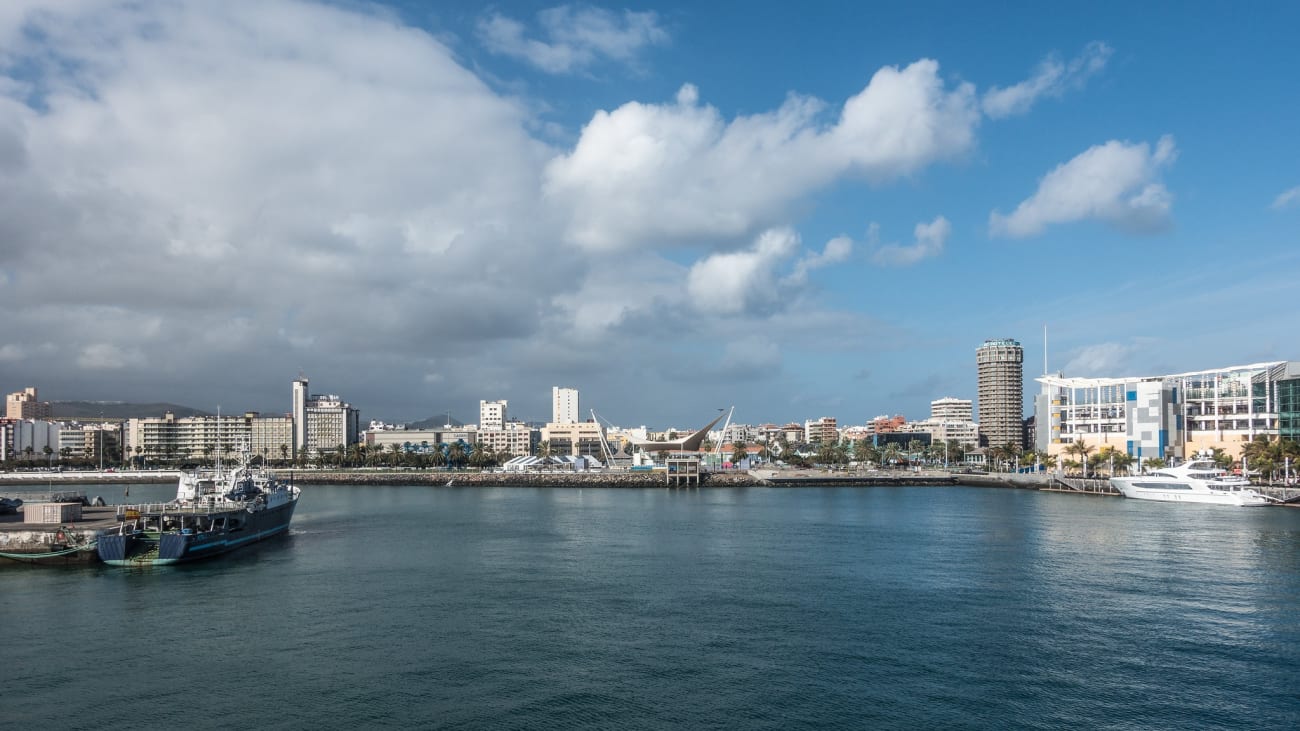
291, 377, 360, 457
126, 412, 296, 463
1034, 361, 1291, 462
930, 397, 973, 422
478, 422, 537, 458
552, 387, 579, 425
479, 400, 507, 431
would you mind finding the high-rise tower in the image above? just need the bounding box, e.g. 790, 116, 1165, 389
552, 386, 579, 424
977, 339, 1024, 450
292, 376, 309, 455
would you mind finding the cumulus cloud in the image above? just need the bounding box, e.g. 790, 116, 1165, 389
870, 216, 951, 266
982, 42, 1112, 119
990, 136, 1177, 237
1272, 186, 1300, 210
477, 5, 668, 74
545, 59, 978, 252
687, 228, 800, 316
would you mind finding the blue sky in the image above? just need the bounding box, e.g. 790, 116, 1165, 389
0, 1, 1296, 428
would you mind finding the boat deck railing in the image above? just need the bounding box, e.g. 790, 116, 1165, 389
116, 501, 248, 518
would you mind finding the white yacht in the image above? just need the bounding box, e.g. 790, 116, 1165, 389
1110, 458, 1272, 506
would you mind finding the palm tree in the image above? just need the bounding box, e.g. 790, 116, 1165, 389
730, 440, 748, 466
279, 444, 289, 465
1065, 440, 1093, 475
1142, 456, 1167, 472
537, 440, 554, 458
447, 443, 467, 469
1111, 451, 1135, 476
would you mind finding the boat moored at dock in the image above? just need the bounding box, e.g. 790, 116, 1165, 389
96, 455, 299, 566
1109, 457, 1272, 507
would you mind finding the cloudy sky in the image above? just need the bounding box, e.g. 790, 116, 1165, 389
1, 1, 1297, 428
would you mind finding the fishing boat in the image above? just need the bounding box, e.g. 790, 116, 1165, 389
96, 451, 300, 566
1109, 455, 1272, 507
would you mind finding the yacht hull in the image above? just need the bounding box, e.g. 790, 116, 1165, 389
1110, 479, 1271, 506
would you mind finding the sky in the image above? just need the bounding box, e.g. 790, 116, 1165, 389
0, 1, 1297, 429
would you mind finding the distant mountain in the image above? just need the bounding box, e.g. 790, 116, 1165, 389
50, 401, 212, 420
407, 414, 466, 430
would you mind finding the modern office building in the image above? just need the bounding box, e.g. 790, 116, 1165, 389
1036, 361, 1296, 461
1260, 362, 1300, 441
6, 387, 51, 420
930, 397, 973, 422
977, 339, 1024, 450
552, 387, 579, 425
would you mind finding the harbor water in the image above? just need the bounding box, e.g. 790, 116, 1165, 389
3, 483, 1299, 729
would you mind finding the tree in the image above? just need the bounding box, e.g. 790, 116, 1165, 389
279, 444, 289, 465
730, 440, 748, 466
1064, 440, 1093, 475
1111, 451, 1135, 476
447, 443, 467, 469
1142, 457, 1167, 471
537, 440, 553, 458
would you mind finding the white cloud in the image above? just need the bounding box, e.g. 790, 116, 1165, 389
1064, 343, 1133, 376
789, 236, 853, 284
870, 216, 951, 266
477, 5, 668, 74
687, 228, 800, 316
1272, 186, 1300, 210
546, 59, 978, 252
982, 42, 1112, 119
990, 136, 1177, 237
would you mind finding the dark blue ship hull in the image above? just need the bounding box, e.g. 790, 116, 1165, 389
97, 498, 298, 566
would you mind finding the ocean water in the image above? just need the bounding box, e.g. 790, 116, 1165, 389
3, 484, 1299, 729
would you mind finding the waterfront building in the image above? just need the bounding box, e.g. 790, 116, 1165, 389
977, 339, 1024, 450
291, 377, 360, 457
552, 387, 579, 425
6, 387, 51, 420
804, 417, 839, 444
906, 419, 980, 447
303, 395, 360, 456
478, 422, 538, 458
479, 400, 507, 431
1034, 374, 1177, 462
292, 376, 309, 454
368, 427, 477, 453
1260, 362, 1300, 441
1034, 361, 1295, 462
930, 397, 973, 422
9, 419, 60, 461
780, 423, 805, 443
541, 420, 606, 458
126, 412, 296, 464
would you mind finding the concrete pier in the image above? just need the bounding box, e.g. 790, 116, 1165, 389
0, 506, 120, 566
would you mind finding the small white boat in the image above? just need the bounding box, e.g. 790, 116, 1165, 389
1110, 458, 1272, 506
